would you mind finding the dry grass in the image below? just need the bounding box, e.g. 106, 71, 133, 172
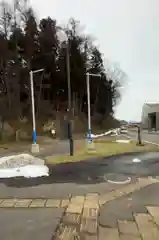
45, 140, 159, 164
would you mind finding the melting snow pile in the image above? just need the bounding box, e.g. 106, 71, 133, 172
132, 158, 141, 163
89, 128, 131, 144
0, 154, 49, 178
90, 128, 121, 139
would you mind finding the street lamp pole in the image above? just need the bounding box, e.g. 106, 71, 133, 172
57, 30, 74, 156
30, 68, 44, 153
86, 73, 91, 143
86, 73, 101, 148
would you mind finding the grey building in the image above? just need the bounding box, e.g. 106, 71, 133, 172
141, 103, 159, 130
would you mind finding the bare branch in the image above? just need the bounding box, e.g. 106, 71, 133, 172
104, 59, 127, 86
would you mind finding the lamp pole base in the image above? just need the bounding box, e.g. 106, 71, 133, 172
136, 143, 144, 146
87, 141, 96, 153
31, 143, 40, 153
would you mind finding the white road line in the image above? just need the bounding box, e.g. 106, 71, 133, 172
143, 140, 159, 146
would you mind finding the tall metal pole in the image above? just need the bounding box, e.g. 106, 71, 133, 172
30, 71, 37, 144
86, 73, 92, 143
66, 41, 74, 156
66, 43, 71, 113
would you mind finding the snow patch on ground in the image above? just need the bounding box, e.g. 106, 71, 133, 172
0, 154, 49, 178
90, 128, 121, 139
132, 158, 141, 163
115, 140, 131, 143
0, 165, 49, 178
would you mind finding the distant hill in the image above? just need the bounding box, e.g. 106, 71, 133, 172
129, 121, 141, 125
120, 120, 128, 125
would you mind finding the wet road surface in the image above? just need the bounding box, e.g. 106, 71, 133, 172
1, 151, 159, 239
0, 151, 159, 198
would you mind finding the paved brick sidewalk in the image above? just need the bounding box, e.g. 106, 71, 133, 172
0, 177, 159, 239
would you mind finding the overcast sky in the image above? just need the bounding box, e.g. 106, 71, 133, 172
29, 0, 159, 121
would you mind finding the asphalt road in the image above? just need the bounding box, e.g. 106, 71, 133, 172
1, 151, 159, 199
1, 138, 159, 239
126, 130, 159, 144
99, 182, 159, 228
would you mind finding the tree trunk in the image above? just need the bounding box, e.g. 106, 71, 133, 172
93, 85, 100, 116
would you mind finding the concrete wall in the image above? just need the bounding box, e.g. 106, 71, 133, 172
141, 103, 159, 130
141, 104, 149, 129
156, 112, 159, 130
